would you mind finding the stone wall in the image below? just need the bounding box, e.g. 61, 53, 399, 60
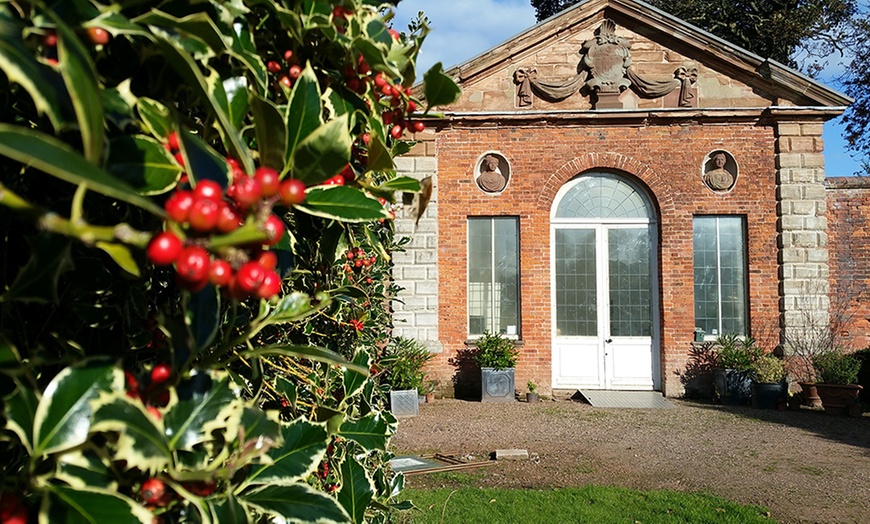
391, 129, 442, 355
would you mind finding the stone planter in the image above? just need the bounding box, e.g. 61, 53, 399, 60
713, 368, 752, 405
798, 382, 823, 408
389, 389, 419, 417
481, 367, 515, 402
751, 382, 786, 410
815, 383, 863, 416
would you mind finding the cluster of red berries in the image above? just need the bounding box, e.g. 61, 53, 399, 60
0, 493, 27, 524
267, 50, 303, 89
125, 364, 173, 420
146, 138, 308, 300
343, 246, 377, 275
37, 26, 110, 66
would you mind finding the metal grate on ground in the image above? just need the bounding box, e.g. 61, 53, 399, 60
577, 390, 675, 409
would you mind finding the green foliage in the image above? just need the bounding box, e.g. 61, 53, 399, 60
472, 330, 519, 370
842, 15, 870, 175
527, 380, 537, 394
714, 334, 763, 371
395, 486, 775, 524
381, 337, 433, 391
0, 0, 459, 522
751, 354, 786, 384
812, 350, 861, 384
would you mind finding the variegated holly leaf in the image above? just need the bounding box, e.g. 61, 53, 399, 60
90, 393, 172, 474
337, 455, 375, 524
44, 484, 151, 524
163, 372, 241, 452
240, 407, 281, 444
209, 492, 248, 524
32, 360, 120, 456
239, 418, 327, 489
339, 414, 390, 452
241, 484, 350, 524
55, 447, 115, 490
343, 352, 370, 400
3, 381, 39, 453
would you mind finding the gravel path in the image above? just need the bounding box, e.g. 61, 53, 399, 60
391, 398, 870, 523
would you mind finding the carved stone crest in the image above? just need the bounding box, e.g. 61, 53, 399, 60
581, 19, 631, 94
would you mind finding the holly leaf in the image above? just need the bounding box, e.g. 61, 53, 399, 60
185, 285, 220, 355
423, 62, 461, 110
240, 407, 281, 444
33, 360, 120, 456
241, 418, 328, 488
264, 291, 323, 325
0, 234, 73, 304
343, 352, 370, 400
163, 373, 239, 451
91, 394, 172, 474
136, 97, 173, 140
297, 186, 391, 222
107, 135, 181, 195
208, 493, 248, 524
243, 345, 369, 376
284, 63, 323, 175
241, 484, 350, 523
377, 176, 421, 193
337, 456, 375, 524
45, 484, 151, 524
178, 129, 231, 187
55, 448, 116, 490
0, 124, 165, 216
339, 414, 389, 451
250, 92, 286, 172
95, 242, 141, 277
4, 382, 39, 453
291, 116, 352, 185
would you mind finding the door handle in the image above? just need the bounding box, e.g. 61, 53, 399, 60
605, 338, 613, 344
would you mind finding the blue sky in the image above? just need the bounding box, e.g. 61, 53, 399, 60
393, 0, 863, 177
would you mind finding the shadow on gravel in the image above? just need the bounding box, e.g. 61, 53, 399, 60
682, 399, 870, 452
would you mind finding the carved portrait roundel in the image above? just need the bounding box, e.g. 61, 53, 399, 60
474, 152, 511, 194
702, 150, 738, 192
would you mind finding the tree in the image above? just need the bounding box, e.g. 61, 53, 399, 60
842, 17, 870, 175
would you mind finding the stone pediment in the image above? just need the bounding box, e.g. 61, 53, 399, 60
441, 0, 850, 113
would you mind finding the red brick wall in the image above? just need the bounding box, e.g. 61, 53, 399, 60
427, 120, 781, 397
826, 178, 870, 351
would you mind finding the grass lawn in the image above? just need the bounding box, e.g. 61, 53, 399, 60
394, 485, 775, 523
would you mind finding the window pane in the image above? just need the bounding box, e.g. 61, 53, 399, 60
555, 229, 597, 336
555, 175, 652, 219
693, 216, 747, 336
609, 228, 651, 336
468, 218, 520, 336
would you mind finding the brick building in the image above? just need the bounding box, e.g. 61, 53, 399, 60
392, 0, 854, 397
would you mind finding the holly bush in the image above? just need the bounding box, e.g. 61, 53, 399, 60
0, 0, 458, 522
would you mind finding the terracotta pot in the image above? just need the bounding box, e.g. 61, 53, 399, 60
798, 382, 823, 408
815, 383, 863, 416
425, 392, 435, 403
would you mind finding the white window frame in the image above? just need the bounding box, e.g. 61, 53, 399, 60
467, 217, 520, 339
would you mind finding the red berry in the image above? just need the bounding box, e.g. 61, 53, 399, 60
256, 251, 278, 271
216, 202, 243, 233
2, 507, 27, 524
141, 478, 166, 505
411, 121, 425, 132
374, 73, 386, 88
151, 364, 171, 384
165, 131, 180, 151
185, 481, 217, 497
188, 198, 220, 232
370, 256, 377, 264
192, 180, 223, 202
46, 57, 58, 66
165, 190, 194, 223
288, 65, 302, 79
267, 60, 282, 73
231, 177, 262, 209
354, 259, 363, 268
254, 167, 280, 197
175, 246, 210, 283
390, 125, 403, 139
361, 133, 371, 145
324, 175, 345, 186
226, 157, 239, 170
339, 165, 355, 184
86, 27, 110, 45
380, 84, 393, 97
366, 277, 373, 284
279, 178, 306, 206
407, 100, 418, 113
235, 262, 266, 294
389, 28, 400, 40
279, 75, 292, 88
346, 250, 355, 260
174, 152, 185, 167
124, 370, 140, 394
263, 215, 285, 246
283, 49, 294, 62
146, 232, 183, 266
257, 270, 282, 299
208, 259, 233, 287
152, 389, 171, 407
44, 32, 57, 47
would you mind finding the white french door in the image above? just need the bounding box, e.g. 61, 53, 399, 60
550, 174, 660, 390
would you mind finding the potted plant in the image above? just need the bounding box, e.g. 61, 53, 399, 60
750, 354, 787, 409
713, 334, 762, 405
526, 381, 539, 403
423, 380, 437, 404
472, 330, 519, 402
382, 337, 434, 416
812, 350, 863, 416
